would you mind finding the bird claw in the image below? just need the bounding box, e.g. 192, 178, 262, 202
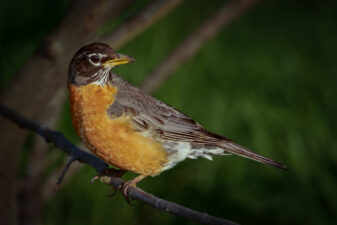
120, 180, 136, 196
90, 170, 145, 206
118, 175, 146, 205
90, 168, 126, 184
124, 195, 136, 206
107, 187, 118, 197
90, 175, 100, 184
119, 182, 137, 205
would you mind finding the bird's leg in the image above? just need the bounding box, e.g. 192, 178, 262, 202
90, 168, 127, 184
120, 174, 147, 196
120, 175, 147, 204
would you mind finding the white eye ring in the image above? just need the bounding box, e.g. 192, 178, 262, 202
88, 54, 101, 67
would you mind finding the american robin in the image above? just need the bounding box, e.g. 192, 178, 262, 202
68, 43, 287, 193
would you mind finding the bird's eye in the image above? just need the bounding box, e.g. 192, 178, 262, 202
90, 55, 100, 63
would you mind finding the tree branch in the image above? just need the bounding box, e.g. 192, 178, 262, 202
54, 157, 78, 192
0, 103, 239, 225
140, 0, 260, 94
101, 0, 185, 49
0, 103, 108, 173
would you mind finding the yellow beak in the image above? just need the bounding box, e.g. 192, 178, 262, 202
102, 54, 135, 68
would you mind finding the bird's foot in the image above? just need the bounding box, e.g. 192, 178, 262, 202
119, 175, 147, 204
90, 168, 127, 197
90, 168, 126, 184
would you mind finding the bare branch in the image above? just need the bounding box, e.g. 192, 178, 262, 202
0, 103, 239, 225
101, 176, 238, 225
54, 157, 78, 192
43, 159, 84, 200
0, 103, 108, 172
101, 0, 136, 23
140, 0, 260, 94
101, 0, 185, 49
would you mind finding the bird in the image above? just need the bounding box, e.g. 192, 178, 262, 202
68, 43, 287, 193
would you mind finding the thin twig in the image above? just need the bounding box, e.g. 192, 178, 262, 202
0, 103, 108, 173
0, 103, 239, 225
140, 0, 260, 94
54, 157, 78, 192
42, 159, 83, 200
101, 0, 185, 49
101, 175, 238, 225
102, 0, 136, 23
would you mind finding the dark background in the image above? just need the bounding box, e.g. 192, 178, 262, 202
1, 0, 337, 224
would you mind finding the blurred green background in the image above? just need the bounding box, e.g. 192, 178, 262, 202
1, 0, 337, 224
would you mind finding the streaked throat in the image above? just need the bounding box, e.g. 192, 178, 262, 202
92, 68, 112, 85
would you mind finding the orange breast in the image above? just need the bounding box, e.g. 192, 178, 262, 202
68, 83, 168, 176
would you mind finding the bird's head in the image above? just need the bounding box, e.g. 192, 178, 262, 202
68, 43, 135, 86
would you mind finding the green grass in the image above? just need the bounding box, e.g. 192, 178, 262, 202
1, 0, 337, 224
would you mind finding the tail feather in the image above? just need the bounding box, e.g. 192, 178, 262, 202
219, 141, 288, 171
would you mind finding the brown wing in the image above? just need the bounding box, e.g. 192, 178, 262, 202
131, 101, 227, 144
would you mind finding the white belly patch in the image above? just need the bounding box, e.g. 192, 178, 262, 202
161, 141, 229, 172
